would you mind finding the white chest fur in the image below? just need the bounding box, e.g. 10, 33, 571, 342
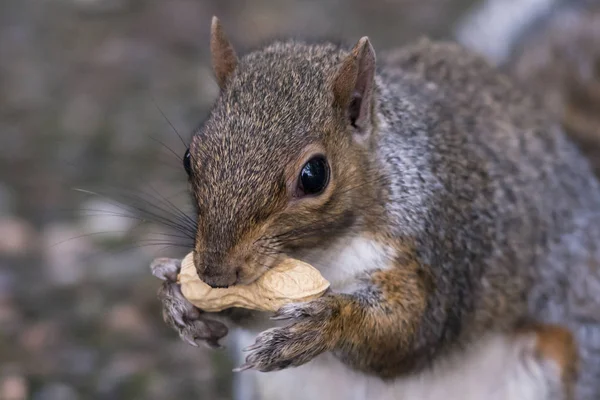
293, 234, 396, 292
232, 331, 559, 400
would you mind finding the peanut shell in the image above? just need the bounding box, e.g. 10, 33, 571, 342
177, 252, 330, 312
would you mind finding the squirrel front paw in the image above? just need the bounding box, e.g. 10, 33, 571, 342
236, 297, 340, 372
151, 258, 228, 349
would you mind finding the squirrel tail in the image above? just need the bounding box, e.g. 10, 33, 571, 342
455, 0, 600, 177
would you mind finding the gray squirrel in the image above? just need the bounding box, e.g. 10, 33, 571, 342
150, 16, 600, 400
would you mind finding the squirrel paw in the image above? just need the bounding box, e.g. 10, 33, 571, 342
152, 258, 228, 349
236, 298, 338, 372
150, 257, 181, 282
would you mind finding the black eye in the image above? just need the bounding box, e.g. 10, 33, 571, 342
298, 156, 329, 196
183, 149, 192, 176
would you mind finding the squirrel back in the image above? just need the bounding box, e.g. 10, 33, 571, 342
374, 40, 600, 369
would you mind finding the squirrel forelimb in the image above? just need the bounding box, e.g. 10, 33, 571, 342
238, 257, 431, 375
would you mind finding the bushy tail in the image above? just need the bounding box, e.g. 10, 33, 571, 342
455, 0, 600, 176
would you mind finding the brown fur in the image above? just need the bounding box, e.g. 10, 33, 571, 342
535, 325, 579, 387
514, 323, 579, 400
334, 254, 433, 377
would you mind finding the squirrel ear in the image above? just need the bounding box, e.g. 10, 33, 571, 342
332, 37, 376, 137
210, 16, 238, 89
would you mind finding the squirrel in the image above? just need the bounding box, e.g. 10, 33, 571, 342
150, 16, 600, 400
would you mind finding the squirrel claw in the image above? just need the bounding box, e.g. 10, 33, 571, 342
240, 298, 340, 371
232, 363, 252, 373
242, 341, 263, 352
241, 302, 336, 372
181, 333, 199, 347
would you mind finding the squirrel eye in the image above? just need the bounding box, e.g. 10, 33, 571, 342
183, 149, 192, 176
297, 156, 329, 196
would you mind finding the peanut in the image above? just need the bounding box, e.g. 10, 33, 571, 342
177, 252, 330, 312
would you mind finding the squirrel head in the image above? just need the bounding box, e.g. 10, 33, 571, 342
187, 17, 383, 288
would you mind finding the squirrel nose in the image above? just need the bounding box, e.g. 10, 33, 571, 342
199, 266, 239, 288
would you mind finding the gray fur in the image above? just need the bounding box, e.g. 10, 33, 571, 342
378, 40, 600, 398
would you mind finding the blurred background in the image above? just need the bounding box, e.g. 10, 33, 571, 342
0, 0, 598, 399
